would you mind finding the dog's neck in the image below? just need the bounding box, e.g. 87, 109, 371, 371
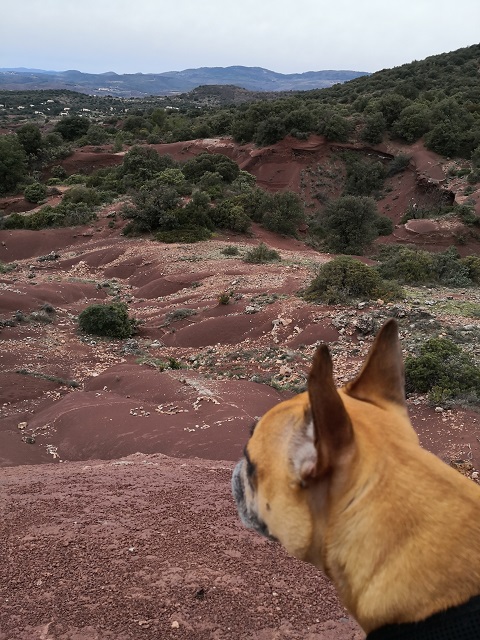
366, 595, 480, 640
319, 423, 480, 632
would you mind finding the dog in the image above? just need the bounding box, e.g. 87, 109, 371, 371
232, 319, 480, 637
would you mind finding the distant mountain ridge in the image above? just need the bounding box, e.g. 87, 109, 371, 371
0, 65, 369, 96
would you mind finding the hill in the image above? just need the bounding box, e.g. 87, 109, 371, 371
0, 66, 369, 97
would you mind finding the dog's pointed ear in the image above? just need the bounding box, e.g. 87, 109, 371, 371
345, 319, 406, 409
306, 344, 353, 479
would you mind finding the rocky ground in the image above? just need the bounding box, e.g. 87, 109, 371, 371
1, 136, 480, 639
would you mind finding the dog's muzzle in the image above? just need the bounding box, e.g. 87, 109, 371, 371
232, 460, 277, 541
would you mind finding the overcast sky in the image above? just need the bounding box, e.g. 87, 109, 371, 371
2, 0, 479, 75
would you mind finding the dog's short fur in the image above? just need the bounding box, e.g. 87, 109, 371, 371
232, 320, 480, 634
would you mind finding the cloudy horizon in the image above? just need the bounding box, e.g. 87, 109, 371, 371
1, 0, 479, 76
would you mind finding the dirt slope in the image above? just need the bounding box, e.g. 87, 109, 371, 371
0, 453, 363, 640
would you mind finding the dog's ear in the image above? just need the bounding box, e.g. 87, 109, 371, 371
345, 319, 406, 409
305, 344, 354, 479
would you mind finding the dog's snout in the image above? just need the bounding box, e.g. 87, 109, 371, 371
231, 460, 246, 510
232, 459, 277, 542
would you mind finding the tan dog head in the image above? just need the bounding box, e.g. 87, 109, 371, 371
232, 319, 480, 631
232, 319, 411, 561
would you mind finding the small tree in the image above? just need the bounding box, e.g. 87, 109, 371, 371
261, 191, 305, 236
0, 135, 28, 194
321, 195, 381, 254
54, 115, 90, 141
17, 124, 43, 156
361, 112, 386, 145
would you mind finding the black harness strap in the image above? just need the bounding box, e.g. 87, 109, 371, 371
367, 595, 480, 640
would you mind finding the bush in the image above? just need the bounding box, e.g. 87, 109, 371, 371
261, 191, 305, 236
1, 213, 26, 229
320, 195, 381, 255
386, 154, 411, 177
10, 202, 97, 230
154, 226, 212, 243
218, 291, 232, 305
376, 215, 394, 236
182, 153, 239, 183
461, 255, 480, 284
344, 158, 386, 197
65, 174, 86, 185
221, 245, 240, 256
304, 256, 403, 304
405, 337, 480, 405
54, 115, 90, 141
62, 185, 102, 206
243, 243, 281, 264
51, 165, 68, 180
376, 245, 473, 286
24, 182, 47, 204
210, 199, 251, 233
78, 302, 136, 339
164, 308, 197, 323
0, 135, 28, 194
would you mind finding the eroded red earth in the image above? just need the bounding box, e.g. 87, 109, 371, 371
1, 136, 479, 640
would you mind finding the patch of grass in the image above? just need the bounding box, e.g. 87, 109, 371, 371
137, 356, 184, 371
431, 300, 480, 318
0, 261, 17, 274
164, 308, 197, 324
16, 369, 79, 388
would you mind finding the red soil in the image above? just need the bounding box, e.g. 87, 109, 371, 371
1, 135, 479, 640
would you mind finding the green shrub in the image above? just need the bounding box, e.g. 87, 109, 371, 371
432, 247, 471, 287
154, 226, 212, 243
15, 202, 96, 230
221, 245, 240, 256
78, 302, 136, 339
361, 112, 386, 144
467, 170, 480, 184
376, 215, 394, 236
344, 157, 386, 197
62, 185, 102, 206
304, 256, 403, 304
320, 195, 382, 255
461, 255, 480, 284
218, 291, 232, 305
210, 199, 251, 233
65, 174, 86, 185
164, 308, 197, 323
376, 245, 473, 286
24, 182, 47, 204
405, 337, 480, 405
1, 213, 26, 229
243, 243, 281, 264
386, 154, 411, 177
260, 191, 305, 236
0, 261, 16, 273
